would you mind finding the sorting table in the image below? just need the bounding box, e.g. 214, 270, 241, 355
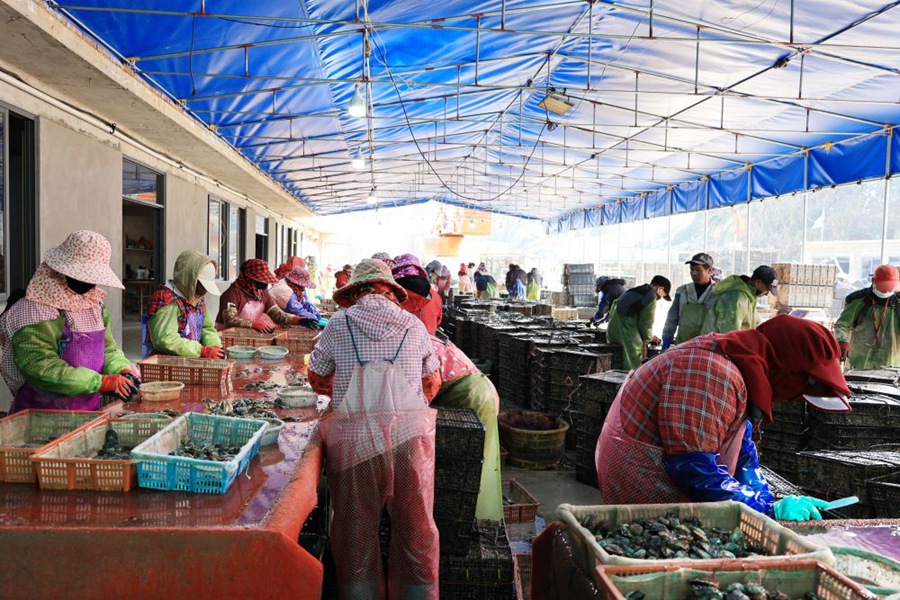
0, 356, 324, 600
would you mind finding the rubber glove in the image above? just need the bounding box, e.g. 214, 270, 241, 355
101, 374, 137, 400
662, 337, 674, 350
772, 495, 829, 521
121, 370, 142, 389
317, 317, 328, 328
665, 451, 773, 515
298, 318, 319, 330
252, 321, 275, 334
649, 335, 661, 345
200, 346, 226, 359
838, 341, 850, 362
734, 422, 774, 502
585, 320, 595, 329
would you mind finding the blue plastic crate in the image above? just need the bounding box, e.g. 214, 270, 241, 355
131, 413, 266, 494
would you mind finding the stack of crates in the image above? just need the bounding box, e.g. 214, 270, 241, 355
770, 263, 837, 309
439, 520, 514, 600
757, 401, 808, 484
570, 370, 629, 487
434, 408, 486, 556
563, 264, 596, 308
546, 347, 614, 448
797, 449, 900, 518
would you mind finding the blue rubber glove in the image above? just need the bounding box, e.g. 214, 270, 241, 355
772, 495, 829, 521
665, 451, 773, 515
734, 422, 775, 510
662, 337, 674, 350
317, 317, 328, 328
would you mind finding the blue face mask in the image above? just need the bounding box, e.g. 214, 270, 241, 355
873, 287, 895, 299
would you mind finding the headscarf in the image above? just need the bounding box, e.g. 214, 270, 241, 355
275, 256, 306, 280
713, 315, 851, 422
173, 250, 216, 306
234, 273, 264, 302
459, 263, 468, 276
26, 263, 107, 312
477, 262, 488, 274
371, 252, 394, 267
338, 282, 401, 308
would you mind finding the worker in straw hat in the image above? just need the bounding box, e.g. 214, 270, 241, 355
0, 230, 139, 411
144, 250, 224, 358
308, 258, 441, 599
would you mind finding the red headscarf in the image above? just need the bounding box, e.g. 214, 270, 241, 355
713, 315, 850, 422
275, 256, 306, 280
458, 263, 468, 276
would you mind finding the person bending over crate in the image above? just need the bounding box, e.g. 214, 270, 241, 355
269, 256, 327, 330
0, 230, 139, 412
596, 315, 852, 521
145, 250, 224, 359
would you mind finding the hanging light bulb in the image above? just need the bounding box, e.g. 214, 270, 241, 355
348, 83, 366, 118
352, 147, 366, 170
366, 188, 378, 204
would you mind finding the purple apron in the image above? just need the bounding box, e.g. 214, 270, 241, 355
11, 320, 106, 413
148, 306, 205, 356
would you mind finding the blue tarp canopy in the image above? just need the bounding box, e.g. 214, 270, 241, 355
52, 1, 900, 227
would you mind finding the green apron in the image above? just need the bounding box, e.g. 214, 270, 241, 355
676, 302, 711, 343
834, 295, 900, 369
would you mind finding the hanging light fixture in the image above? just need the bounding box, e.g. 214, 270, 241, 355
352, 147, 366, 170
366, 188, 378, 204
348, 83, 366, 118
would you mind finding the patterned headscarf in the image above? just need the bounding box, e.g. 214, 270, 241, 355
26, 263, 107, 312
371, 252, 394, 267
477, 262, 488, 274
275, 256, 306, 280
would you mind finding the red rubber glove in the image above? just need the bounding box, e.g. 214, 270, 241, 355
838, 341, 850, 362
200, 346, 226, 359
101, 374, 137, 399
252, 321, 275, 334
291, 315, 302, 327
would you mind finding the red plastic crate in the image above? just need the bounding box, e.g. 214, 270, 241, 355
138, 355, 234, 390
219, 327, 278, 348
275, 329, 320, 354
503, 478, 540, 523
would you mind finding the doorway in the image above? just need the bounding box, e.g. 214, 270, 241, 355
121, 159, 164, 327
3, 109, 38, 300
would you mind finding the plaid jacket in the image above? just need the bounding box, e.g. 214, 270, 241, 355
619, 335, 748, 455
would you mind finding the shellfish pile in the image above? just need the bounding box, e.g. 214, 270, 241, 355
93, 429, 131, 460
624, 580, 824, 599
169, 439, 243, 462
580, 513, 767, 560
205, 398, 279, 419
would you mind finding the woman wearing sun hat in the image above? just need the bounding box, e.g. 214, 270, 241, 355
0, 230, 138, 412
215, 259, 301, 332
145, 250, 224, 358
270, 257, 326, 329
308, 258, 441, 599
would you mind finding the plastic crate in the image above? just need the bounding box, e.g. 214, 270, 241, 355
502, 478, 539, 523
138, 354, 235, 389
867, 471, 900, 518
514, 553, 532, 600
0, 409, 108, 482
436, 407, 486, 460
131, 413, 266, 494
440, 519, 515, 600
557, 500, 833, 571
219, 326, 278, 348
30, 415, 171, 491
435, 515, 476, 557
274, 329, 320, 354
594, 559, 879, 600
